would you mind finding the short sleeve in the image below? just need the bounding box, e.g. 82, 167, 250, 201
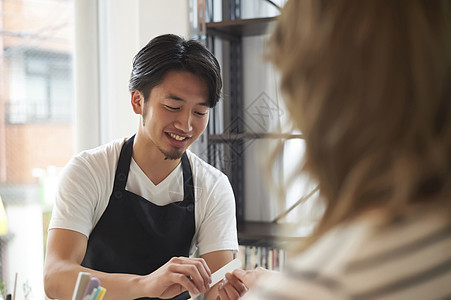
190, 153, 239, 255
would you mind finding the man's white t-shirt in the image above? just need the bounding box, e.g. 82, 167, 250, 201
49, 137, 238, 256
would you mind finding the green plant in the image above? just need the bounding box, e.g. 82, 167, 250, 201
23, 280, 31, 300
0, 279, 6, 299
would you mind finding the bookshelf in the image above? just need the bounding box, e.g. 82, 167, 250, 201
194, 0, 309, 267
237, 221, 298, 247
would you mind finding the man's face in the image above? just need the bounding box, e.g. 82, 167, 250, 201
140, 71, 210, 160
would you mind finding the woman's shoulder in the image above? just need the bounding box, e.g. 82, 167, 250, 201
289, 209, 451, 299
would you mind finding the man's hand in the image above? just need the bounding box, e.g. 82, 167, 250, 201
142, 256, 212, 298
44, 229, 215, 300
216, 267, 276, 300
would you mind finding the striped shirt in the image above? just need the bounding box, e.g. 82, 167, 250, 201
242, 210, 451, 300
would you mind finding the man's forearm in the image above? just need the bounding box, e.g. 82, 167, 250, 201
44, 261, 146, 300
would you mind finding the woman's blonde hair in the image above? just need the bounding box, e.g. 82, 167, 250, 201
268, 0, 451, 248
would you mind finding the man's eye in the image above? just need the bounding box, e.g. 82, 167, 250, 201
165, 105, 180, 111
195, 111, 208, 116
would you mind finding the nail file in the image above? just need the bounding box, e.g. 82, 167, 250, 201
72, 272, 91, 300
209, 258, 242, 288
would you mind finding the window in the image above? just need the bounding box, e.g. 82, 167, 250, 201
5, 49, 72, 124
0, 0, 74, 298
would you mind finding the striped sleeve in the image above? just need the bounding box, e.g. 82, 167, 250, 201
242, 211, 451, 300
241, 270, 346, 300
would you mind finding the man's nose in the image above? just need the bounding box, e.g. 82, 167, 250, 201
174, 111, 193, 132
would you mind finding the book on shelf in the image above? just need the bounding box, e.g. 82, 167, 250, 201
237, 245, 286, 271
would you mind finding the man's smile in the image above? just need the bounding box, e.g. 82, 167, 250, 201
168, 132, 188, 141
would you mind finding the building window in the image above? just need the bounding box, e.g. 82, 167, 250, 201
5, 49, 73, 124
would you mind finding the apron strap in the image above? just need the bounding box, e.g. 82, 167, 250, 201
181, 152, 194, 204
113, 134, 135, 191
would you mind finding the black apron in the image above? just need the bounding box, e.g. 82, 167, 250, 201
81, 135, 195, 300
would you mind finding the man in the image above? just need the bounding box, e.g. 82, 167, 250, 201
44, 34, 238, 300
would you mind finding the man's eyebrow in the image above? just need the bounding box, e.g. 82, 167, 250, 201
167, 94, 210, 107
167, 94, 184, 101
198, 102, 210, 108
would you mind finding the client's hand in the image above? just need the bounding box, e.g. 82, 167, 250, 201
216, 267, 276, 300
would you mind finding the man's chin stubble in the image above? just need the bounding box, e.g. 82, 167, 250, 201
159, 147, 183, 160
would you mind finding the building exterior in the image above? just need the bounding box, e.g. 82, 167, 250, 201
0, 0, 74, 298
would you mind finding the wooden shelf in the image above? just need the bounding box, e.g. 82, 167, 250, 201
237, 221, 303, 248
207, 17, 277, 38
208, 132, 303, 142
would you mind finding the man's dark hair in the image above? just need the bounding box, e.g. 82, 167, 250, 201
129, 34, 222, 108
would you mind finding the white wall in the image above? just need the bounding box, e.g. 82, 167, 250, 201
138, 0, 189, 47
74, 0, 101, 152
242, 34, 279, 221
98, 0, 140, 146
239, 1, 317, 223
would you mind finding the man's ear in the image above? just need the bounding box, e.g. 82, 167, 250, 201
131, 91, 144, 115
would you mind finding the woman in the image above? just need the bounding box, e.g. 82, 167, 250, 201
218, 0, 451, 299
